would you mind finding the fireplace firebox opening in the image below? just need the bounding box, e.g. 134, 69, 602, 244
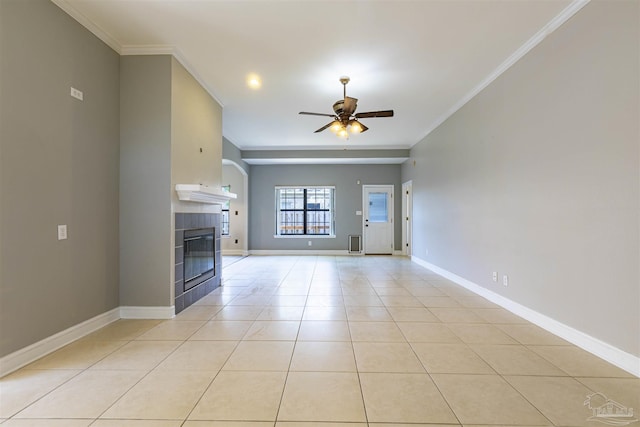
183, 227, 215, 292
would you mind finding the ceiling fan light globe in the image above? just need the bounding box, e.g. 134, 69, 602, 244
337, 128, 349, 138
330, 121, 342, 133
350, 121, 363, 134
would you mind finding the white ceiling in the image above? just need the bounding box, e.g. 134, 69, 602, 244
54, 0, 581, 151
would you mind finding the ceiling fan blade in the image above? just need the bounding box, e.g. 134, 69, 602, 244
314, 122, 334, 133
343, 97, 358, 116
299, 112, 336, 118
355, 110, 394, 119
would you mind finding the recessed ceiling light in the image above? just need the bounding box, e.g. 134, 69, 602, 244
247, 74, 261, 89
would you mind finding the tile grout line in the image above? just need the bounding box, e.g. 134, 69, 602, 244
6, 255, 635, 425
181, 267, 269, 424
405, 264, 560, 427
271, 255, 310, 424
343, 263, 371, 425
396, 275, 464, 427
190, 273, 274, 423
6, 325, 146, 421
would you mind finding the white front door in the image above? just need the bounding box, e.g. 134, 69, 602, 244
363, 185, 394, 254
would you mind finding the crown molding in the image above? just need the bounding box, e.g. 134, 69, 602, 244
53, 0, 589, 149
50, 1, 224, 107
170, 49, 225, 107
51, 0, 122, 53
416, 0, 591, 145
120, 45, 224, 107
120, 45, 176, 56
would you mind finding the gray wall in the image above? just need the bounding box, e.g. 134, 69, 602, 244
249, 164, 401, 251
223, 138, 250, 174
170, 57, 224, 292
121, 55, 223, 307
0, 0, 120, 356
120, 55, 173, 307
171, 58, 224, 207
402, 1, 639, 357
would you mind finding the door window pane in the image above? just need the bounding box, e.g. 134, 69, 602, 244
368, 192, 388, 222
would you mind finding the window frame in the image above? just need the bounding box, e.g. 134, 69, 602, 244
221, 185, 231, 237
274, 186, 336, 238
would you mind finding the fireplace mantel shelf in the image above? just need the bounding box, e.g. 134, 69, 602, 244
175, 184, 237, 204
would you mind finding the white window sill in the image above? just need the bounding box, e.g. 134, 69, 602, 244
273, 235, 336, 239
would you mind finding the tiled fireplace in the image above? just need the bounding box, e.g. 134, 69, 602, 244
174, 212, 222, 314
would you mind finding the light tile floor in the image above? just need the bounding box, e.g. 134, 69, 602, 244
1, 256, 638, 427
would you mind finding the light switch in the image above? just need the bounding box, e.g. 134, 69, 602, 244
57, 225, 67, 240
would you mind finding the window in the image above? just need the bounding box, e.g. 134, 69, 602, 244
221, 185, 230, 236
276, 186, 335, 236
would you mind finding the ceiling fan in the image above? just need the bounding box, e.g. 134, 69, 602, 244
299, 76, 394, 138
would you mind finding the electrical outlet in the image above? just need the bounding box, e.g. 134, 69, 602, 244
492, 272, 498, 282
308, 241, 312, 246
503, 275, 509, 287
70, 87, 83, 101
57, 225, 67, 240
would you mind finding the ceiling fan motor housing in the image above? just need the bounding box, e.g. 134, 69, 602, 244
298, 76, 393, 134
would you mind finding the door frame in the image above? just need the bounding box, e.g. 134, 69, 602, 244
402, 180, 413, 256
362, 184, 394, 255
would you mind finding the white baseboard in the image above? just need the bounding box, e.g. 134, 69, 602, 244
411, 256, 640, 378
120, 306, 175, 319
249, 250, 351, 256
0, 308, 120, 378
222, 250, 247, 256
248, 250, 406, 256
1, 305, 176, 378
